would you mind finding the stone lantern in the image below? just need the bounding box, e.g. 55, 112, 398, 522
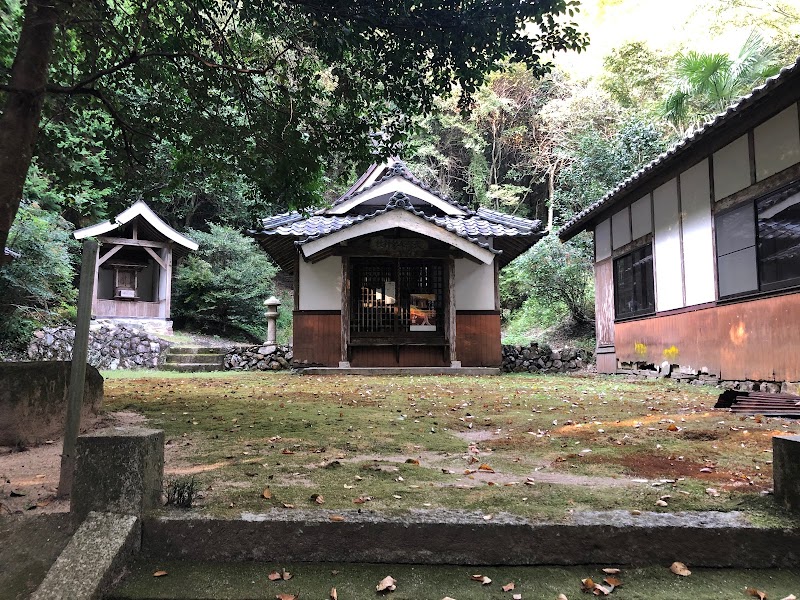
264, 296, 281, 351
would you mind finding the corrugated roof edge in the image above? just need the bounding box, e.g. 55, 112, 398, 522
296, 192, 501, 254
557, 55, 800, 242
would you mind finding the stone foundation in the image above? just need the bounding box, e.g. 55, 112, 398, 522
27, 322, 171, 370
501, 343, 593, 374
224, 344, 293, 371
617, 360, 799, 393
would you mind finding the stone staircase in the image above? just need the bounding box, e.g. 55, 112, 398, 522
160, 346, 227, 373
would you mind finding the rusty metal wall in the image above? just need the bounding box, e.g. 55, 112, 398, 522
615, 293, 800, 381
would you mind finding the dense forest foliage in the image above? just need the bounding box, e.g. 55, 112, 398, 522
1, 0, 798, 350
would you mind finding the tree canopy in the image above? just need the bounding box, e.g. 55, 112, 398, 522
0, 0, 588, 254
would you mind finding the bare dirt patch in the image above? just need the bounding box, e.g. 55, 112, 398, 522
0, 411, 146, 514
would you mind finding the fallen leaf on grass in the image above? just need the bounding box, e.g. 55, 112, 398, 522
502, 582, 515, 591
268, 571, 282, 581
376, 575, 397, 592
471, 574, 492, 585
667, 424, 679, 432
706, 488, 720, 497
746, 588, 767, 600
282, 569, 292, 581
592, 583, 612, 596
405, 458, 420, 465
352, 496, 372, 504
442, 597, 457, 600
513, 595, 522, 600
670, 562, 691, 576
310, 493, 325, 504
281, 449, 295, 455
262, 488, 272, 499
655, 500, 668, 507
604, 576, 622, 587
153, 570, 168, 577
581, 578, 596, 592
282, 503, 295, 509
330, 587, 337, 600
329, 515, 345, 522
275, 594, 297, 600
602, 569, 620, 575
478, 464, 495, 473
558, 595, 569, 600
779, 595, 796, 600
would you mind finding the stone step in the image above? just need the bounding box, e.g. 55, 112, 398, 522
159, 363, 225, 373
168, 346, 227, 355
164, 353, 226, 365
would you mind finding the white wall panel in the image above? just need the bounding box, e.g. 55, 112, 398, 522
680, 159, 715, 305
754, 105, 800, 181
595, 219, 611, 261
652, 178, 684, 312
454, 259, 496, 310
611, 207, 631, 249
713, 135, 751, 200
298, 256, 342, 310
630, 195, 652, 240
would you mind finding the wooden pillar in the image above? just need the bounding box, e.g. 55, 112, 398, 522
340, 256, 350, 367
58, 239, 97, 498
163, 245, 172, 320
447, 256, 458, 367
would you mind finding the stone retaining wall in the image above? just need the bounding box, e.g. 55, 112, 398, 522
224, 344, 293, 370
502, 343, 593, 373
27, 322, 171, 370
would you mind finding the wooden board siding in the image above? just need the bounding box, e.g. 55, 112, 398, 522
293, 311, 341, 367
615, 292, 800, 381
93, 299, 162, 318
350, 345, 449, 367
594, 259, 614, 348
456, 311, 501, 367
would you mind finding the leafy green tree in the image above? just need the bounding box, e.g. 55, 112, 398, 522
0, 0, 588, 259
172, 224, 278, 340
600, 41, 670, 111
0, 201, 77, 349
663, 31, 781, 132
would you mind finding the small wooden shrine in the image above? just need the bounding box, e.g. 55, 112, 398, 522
73, 201, 198, 327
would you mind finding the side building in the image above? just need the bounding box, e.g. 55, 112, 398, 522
251, 160, 544, 369
558, 58, 800, 387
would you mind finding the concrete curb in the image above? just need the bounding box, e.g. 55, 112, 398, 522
32, 512, 140, 600
141, 511, 800, 568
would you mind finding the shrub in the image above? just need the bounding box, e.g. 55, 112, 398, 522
0, 202, 78, 350
172, 224, 278, 340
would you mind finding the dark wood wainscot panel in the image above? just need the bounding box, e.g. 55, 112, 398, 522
350, 345, 449, 367
615, 292, 800, 381
293, 311, 342, 367
456, 311, 501, 367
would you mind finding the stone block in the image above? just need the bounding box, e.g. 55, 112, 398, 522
0, 361, 103, 446
72, 427, 164, 520
773, 435, 800, 513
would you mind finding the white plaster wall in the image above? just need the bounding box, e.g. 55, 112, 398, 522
455, 259, 496, 310
298, 256, 342, 310
630, 195, 652, 241
713, 134, 751, 200
754, 105, 800, 181
680, 159, 716, 306
595, 219, 611, 261
652, 178, 684, 312
611, 207, 631, 249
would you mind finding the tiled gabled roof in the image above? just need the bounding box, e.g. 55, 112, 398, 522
332, 160, 471, 213
558, 56, 800, 241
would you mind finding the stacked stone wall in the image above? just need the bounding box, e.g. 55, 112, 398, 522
501, 343, 593, 373
224, 344, 293, 370
26, 323, 171, 369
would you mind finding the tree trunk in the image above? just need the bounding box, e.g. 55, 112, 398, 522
546, 166, 555, 232
0, 0, 60, 259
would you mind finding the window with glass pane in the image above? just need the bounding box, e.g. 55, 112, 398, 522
613, 244, 655, 319
351, 259, 443, 335
757, 186, 800, 291
716, 203, 758, 297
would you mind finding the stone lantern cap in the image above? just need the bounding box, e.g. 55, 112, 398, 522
264, 296, 281, 308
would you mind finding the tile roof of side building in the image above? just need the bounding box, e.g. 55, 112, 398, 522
557, 55, 800, 242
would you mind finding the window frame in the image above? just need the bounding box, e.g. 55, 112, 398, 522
715, 180, 800, 300
612, 242, 656, 321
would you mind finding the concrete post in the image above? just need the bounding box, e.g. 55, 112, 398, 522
264, 296, 281, 351
773, 434, 800, 513
71, 426, 164, 520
